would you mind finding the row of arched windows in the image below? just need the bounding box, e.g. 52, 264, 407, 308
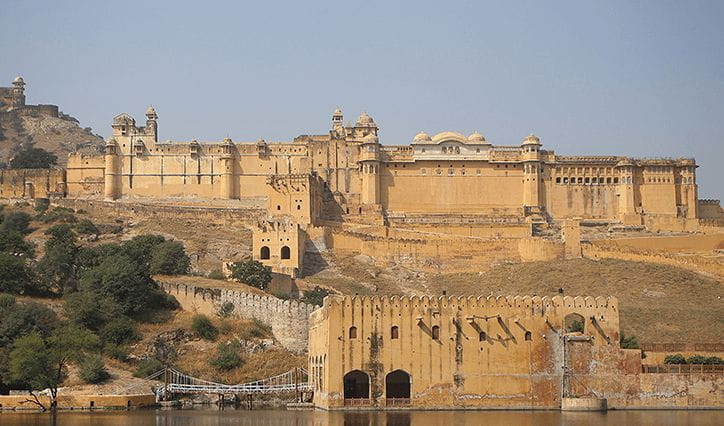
259, 246, 291, 260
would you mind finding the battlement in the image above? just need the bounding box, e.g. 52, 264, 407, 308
322, 294, 618, 314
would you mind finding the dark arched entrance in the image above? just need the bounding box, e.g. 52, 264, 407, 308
385, 369, 411, 399
343, 370, 369, 399
280, 246, 291, 259
260, 246, 270, 260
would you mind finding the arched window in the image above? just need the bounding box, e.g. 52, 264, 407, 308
281, 246, 291, 259
349, 326, 357, 339
260, 246, 270, 260
455, 146, 460, 154
431, 325, 440, 340
276, 205, 281, 210
385, 370, 411, 399
343, 370, 369, 399
442, 147, 447, 154
391, 326, 399, 339
564, 313, 585, 333
479, 331, 486, 342
525, 331, 532, 341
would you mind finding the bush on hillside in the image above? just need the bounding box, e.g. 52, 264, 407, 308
1, 211, 32, 234
101, 316, 139, 345
191, 314, 218, 340
79, 354, 110, 384
9, 147, 57, 169
301, 286, 330, 306
133, 358, 164, 378
209, 342, 243, 371
75, 219, 99, 235
664, 354, 686, 364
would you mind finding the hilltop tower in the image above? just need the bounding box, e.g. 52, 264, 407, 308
10, 76, 25, 108
359, 133, 380, 205
521, 134, 543, 216
220, 137, 237, 199
104, 139, 120, 200
145, 106, 158, 143
616, 159, 637, 223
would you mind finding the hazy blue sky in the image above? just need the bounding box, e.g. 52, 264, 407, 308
2, 1, 722, 197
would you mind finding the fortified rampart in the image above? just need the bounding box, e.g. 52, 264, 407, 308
0, 169, 66, 199
309, 294, 723, 410
157, 280, 317, 353
325, 227, 565, 269
583, 240, 723, 279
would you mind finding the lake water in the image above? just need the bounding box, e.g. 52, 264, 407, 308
1, 408, 722, 425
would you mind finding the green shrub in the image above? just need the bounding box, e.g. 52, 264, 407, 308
568, 320, 584, 333
209, 342, 243, 371
2, 212, 32, 234
686, 355, 707, 365
191, 314, 218, 340
149, 241, 190, 275
207, 268, 226, 280
0, 252, 32, 294
0, 293, 17, 309
664, 354, 686, 364
218, 301, 235, 318
705, 356, 723, 365
9, 146, 57, 169
79, 354, 110, 384
619, 332, 640, 349
241, 318, 272, 340
75, 219, 99, 235
301, 286, 329, 306
101, 317, 139, 345
133, 358, 164, 378
34, 201, 49, 213
35, 207, 76, 224
273, 291, 291, 300
104, 343, 129, 361
0, 229, 35, 257
228, 260, 271, 290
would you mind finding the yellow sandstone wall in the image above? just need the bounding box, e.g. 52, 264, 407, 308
0, 394, 155, 410
0, 169, 65, 198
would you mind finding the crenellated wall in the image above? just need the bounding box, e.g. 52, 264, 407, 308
309, 294, 723, 410
158, 280, 317, 353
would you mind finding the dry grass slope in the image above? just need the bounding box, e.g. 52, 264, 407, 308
424, 258, 723, 345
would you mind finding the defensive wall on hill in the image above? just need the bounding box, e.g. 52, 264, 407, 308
157, 279, 316, 353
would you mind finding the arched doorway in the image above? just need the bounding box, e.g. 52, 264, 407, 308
385, 369, 411, 399
564, 313, 585, 333
280, 246, 291, 259
343, 370, 369, 399
260, 246, 270, 260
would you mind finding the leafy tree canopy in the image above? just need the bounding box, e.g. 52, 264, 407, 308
149, 240, 190, 275
228, 260, 271, 290
9, 147, 58, 169
0, 252, 33, 294
2, 211, 32, 235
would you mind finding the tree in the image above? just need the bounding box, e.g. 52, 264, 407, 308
79, 255, 168, 317
149, 240, 190, 275
100, 316, 139, 346
0, 229, 35, 257
0, 252, 32, 294
74, 219, 99, 235
301, 286, 330, 306
8, 325, 98, 410
228, 260, 271, 290
0, 300, 58, 347
122, 234, 166, 269
63, 292, 122, 331
36, 224, 78, 294
9, 147, 58, 169
1, 211, 32, 234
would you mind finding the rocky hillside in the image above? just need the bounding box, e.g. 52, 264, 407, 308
0, 110, 104, 167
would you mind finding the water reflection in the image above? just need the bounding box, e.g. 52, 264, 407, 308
0, 408, 722, 426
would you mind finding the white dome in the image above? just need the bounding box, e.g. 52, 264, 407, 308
468, 132, 486, 142
356, 112, 375, 126
413, 131, 431, 142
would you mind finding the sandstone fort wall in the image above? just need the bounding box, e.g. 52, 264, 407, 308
157, 280, 316, 353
